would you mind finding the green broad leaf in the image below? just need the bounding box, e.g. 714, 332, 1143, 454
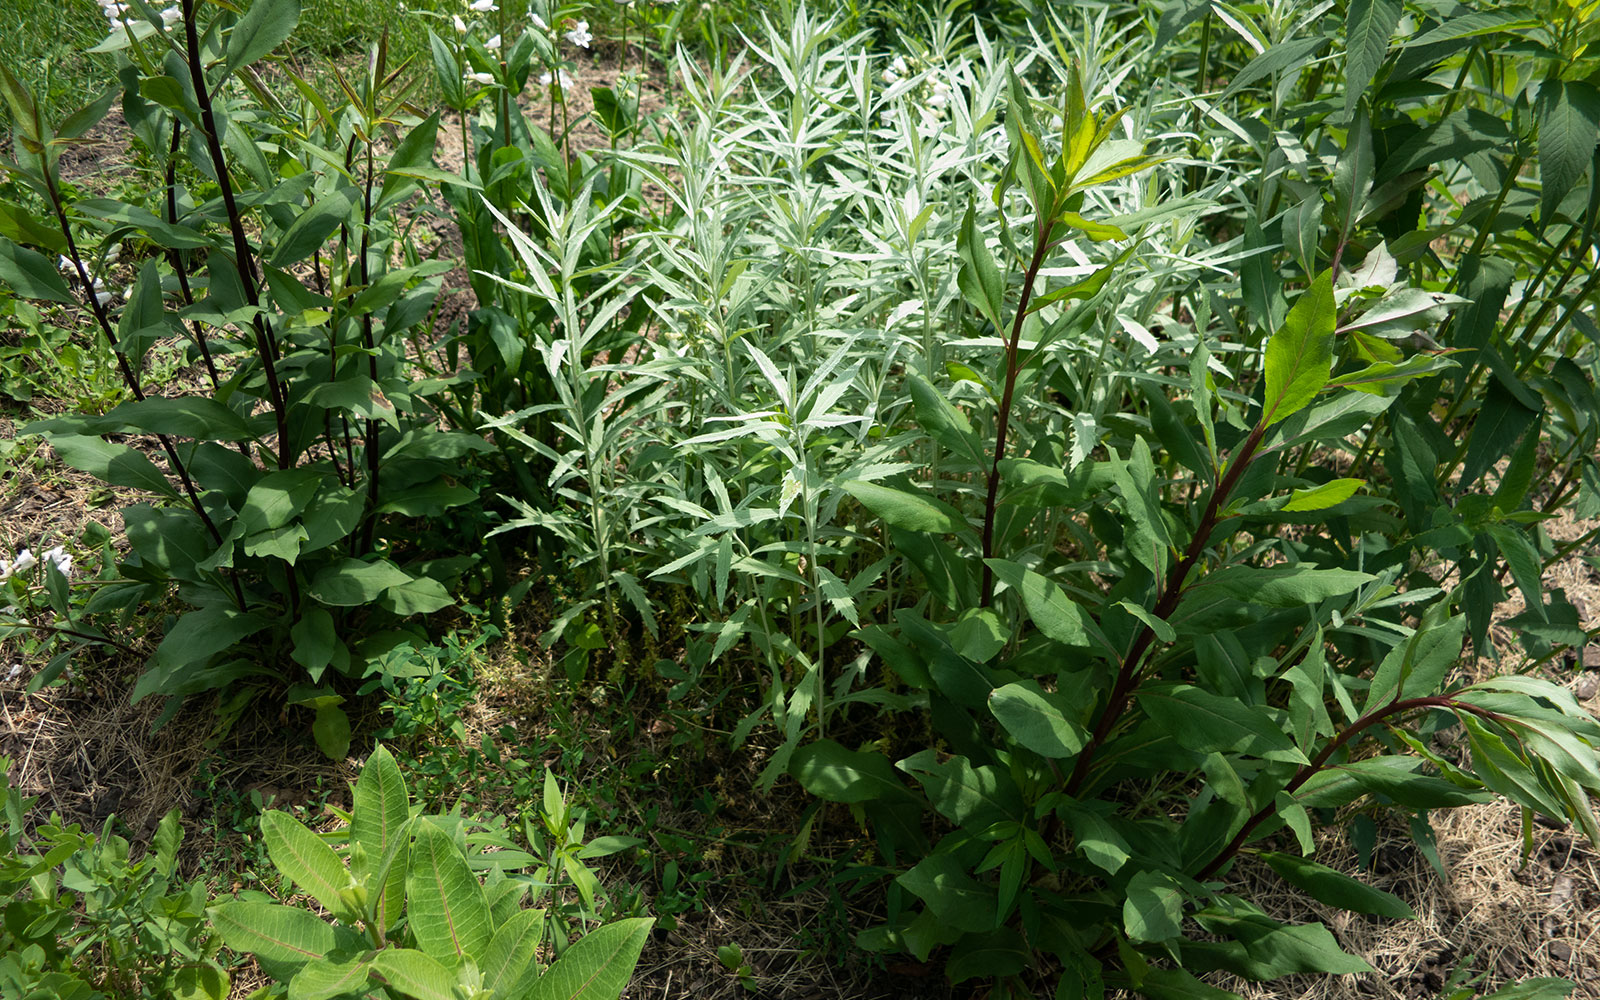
1261, 271, 1336, 426
225, 0, 303, 73
375, 482, 478, 517
262, 811, 354, 921
302, 375, 400, 429
313, 704, 351, 760
308, 558, 414, 606
117, 259, 171, 369
1260, 852, 1414, 918
1063, 806, 1131, 875
946, 927, 1028, 984
997, 458, 1113, 507
74, 199, 213, 250
270, 189, 353, 266
1133, 967, 1244, 1000
0, 198, 67, 252
206, 900, 336, 967
949, 608, 1007, 663
287, 953, 372, 1000
988, 681, 1087, 759
1186, 913, 1373, 978
240, 467, 324, 535
1325, 355, 1460, 395
1536, 79, 1600, 224
1118, 600, 1176, 643
369, 948, 456, 1000
1461, 380, 1540, 490
842, 480, 967, 534
957, 205, 1006, 330
897, 853, 1000, 934
379, 576, 455, 616
1123, 870, 1184, 943
1477, 978, 1577, 999
1362, 615, 1467, 714
908, 374, 983, 464
1108, 438, 1172, 575
43, 434, 177, 498
791, 740, 912, 803
1139, 685, 1306, 763
1056, 211, 1125, 241
984, 559, 1099, 649
171, 962, 229, 1000
896, 749, 1022, 828
1344, 0, 1403, 114
483, 907, 545, 997
351, 745, 411, 931
408, 822, 492, 964
1219, 36, 1330, 102
137, 606, 275, 702
525, 917, 653, 1000
289, 607, 337, 676
1324, 758, 1491, 810
1488, 524, 1546, 624
1281, 478, 1364, 512
99, 396, 256, 441
0, 236, 74, 303
1265, 391, 1393, 453
1191, 565, 1376, 608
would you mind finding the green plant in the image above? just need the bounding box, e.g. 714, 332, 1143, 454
208, 745, 653, 1000
770, 48, 1599, 1000
0, 0, 490, 745
0, 758, 229, 1000
0, 525, 131, 690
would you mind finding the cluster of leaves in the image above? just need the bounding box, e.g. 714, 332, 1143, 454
0, 758, 227, 1000
209, 746, 652, 1000
2, 0, 1600, 995
0, 0, 500, 746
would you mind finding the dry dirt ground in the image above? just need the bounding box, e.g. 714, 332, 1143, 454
2, 46, 1600, 1000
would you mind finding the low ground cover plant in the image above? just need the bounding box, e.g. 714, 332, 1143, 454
0, 0, 1598, 996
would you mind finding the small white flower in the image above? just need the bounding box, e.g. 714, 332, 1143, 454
538, 69, 574, 89
565, 20, 591, 48
95, 289, 119, 307
159, 5, 180, 24
530, 11, 547, 30
5, 663, 20, 683
12, 550, 36, 573
453, 13, 468, 32
467, 0, 497, 9
484, 33, 501, 49
104, 243, 122, 263
102, 2, 130, 22
42, 546, 72, 579
0, 560, 11, 583
57, 254, 73, 273
463, 70, 496, 86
